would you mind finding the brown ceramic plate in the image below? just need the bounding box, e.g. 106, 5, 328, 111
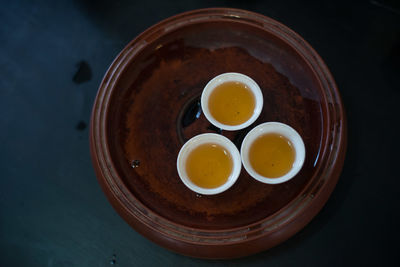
90, 8, 346, 259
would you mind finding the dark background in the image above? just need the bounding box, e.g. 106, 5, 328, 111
1, 0, 399, 266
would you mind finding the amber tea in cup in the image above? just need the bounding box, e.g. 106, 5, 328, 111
208, 81, 256, 126
185, 143, 233, 189
249, 133, 295, 178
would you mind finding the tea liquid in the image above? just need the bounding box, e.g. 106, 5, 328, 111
185, 143, 233, 188
208, 81, 255, 125
249, 133, 295, 178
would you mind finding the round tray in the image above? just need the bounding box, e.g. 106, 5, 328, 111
90, 8, 346, 259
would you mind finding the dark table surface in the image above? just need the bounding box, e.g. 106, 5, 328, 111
1, 0, 399, 266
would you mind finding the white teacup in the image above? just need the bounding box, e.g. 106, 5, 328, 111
177, 133, 241, 195
201, 72, 263, 131
241, 122, 305, 184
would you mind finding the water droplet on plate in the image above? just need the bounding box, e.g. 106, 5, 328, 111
131, 160, 140, 168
